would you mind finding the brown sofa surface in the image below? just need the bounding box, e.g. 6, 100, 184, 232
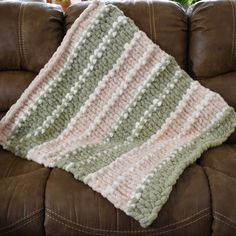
0, 0, 236, 235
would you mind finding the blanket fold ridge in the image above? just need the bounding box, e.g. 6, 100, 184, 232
0, 0, 236, 227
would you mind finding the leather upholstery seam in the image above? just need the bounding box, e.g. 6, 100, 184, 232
18, 3, 27, 69
201, 166, 214, 234
45, 207, 210, 234
115, 208, 119, 230
214, 211, 236, 227
149, 213, 210, 236
190, 3, 210, 17
155, 207, 210, 230
43, 169, 53, 235
0, 208, 43, 231
0, 210, 43, 234
0, 213, 42, 235
202, 164, 236, 179
2, 167, 49, 179
230, 0, 236, 66
17, 3, 22, 68
98, 196, 102, 229
215, 216, 236, 230
46, 212, 210, 235
147, 0, 153, 41
2, 158, 16, 177
21, 3, 27, 68
151, 0, 157, 43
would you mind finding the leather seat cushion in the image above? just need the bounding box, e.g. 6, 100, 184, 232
1, 143, 236, 235
199, 144, 236, 236
44, 165, 211, 236
0, 147, 50, 236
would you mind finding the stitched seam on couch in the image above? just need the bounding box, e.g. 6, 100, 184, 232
1, 167, 49, 179
215, 217, 236, 230
150, 0, 157, 43
18, 3, 27, 69
200, 165, 214, 235
203, 164, 236, 179
42, 168, 53, 236
230, 0, 236, 66
148, 213, 210, 236
147, 0, 153, 41
46, 212, 210, 236
0, 209, 43, 234
214, 211, 236, 229
0, 214, 42, 235
46, 207, 210, 234
2, 158, 17, 177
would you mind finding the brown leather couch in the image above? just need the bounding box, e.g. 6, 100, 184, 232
0, 0, 236, 235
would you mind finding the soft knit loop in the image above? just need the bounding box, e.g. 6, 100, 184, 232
0, 1, 236, 228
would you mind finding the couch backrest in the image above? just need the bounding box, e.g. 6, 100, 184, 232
65, 0, 188, 69
0, 1, 64, 112
188, 0, 235, 78
0, 1, 63, 72
0, 0, 235, 140
188, 0, 236, 112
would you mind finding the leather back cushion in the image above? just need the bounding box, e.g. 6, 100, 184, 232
188, 0, 236, 110
0, 71, 37, 112
65, 0, 188, 69
188, 0, 236, 77
0, 2, 64, 73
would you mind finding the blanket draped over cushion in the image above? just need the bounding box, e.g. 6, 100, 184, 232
0, 1, 236, 227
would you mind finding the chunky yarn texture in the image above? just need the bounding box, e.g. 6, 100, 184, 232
0, 1, 236, 227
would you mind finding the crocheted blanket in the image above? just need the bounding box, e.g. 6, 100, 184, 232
0, 1, 236, 227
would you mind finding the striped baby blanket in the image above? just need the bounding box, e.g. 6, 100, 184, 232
0, 0, 236, 227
